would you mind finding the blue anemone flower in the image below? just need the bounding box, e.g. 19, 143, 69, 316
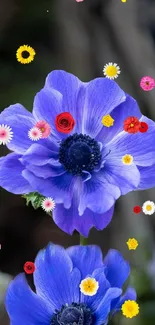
5, 243, 137, 325
0, 70, 155, 236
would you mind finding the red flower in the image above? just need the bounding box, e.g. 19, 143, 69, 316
139, 122, 148, 133
123, 116, 140, 134
133, 206, 141, 214
55, 112, 75, 134
24, 261, 35, 274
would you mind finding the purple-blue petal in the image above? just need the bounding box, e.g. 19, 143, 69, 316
20, 144, 59, 166
66, 246, 104, 279
33, 243, 81, 311
103, 159, 140, 195
79, 173, 120, 215
0, 104, 35, 154
53, 202, 115, 236
81, 77, 126, 138
5, 274, 52, 325
103, 249, 130, 288
94, 288, 122, 325
105, 116, 155, 166
22, 169, 75, 208
96, 94, 142, 144
112, 287, 137, 314
0, 153, 33, 194
140, 115, 155, 127
33, 87, 67, 140
45, 70, 84, 133
81, 268, 110, 312
33, 71, 85, 137
137, 164, 155, 190
26, 163, 65, 178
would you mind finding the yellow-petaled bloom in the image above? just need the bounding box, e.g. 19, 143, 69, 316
103, 62, 121, 80
16, 45, 36, 64
121, 0, 127, 2
126, 238, 138, 250
122, 300, 139, 318
79, 277, 99, 296
102, 114, 114, 127
122, 154, 133, 165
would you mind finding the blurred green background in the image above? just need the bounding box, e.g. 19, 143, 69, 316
0, 0, 155, 324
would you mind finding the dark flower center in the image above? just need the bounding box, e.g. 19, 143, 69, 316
28, 266, 32, 270
61, 119, 69, 127
22, 50, 30, 58
59, 133, 102, 176
51, 303, 93, 325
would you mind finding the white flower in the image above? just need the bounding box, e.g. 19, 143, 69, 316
103, 62, 121, 80
28, 127, 42, 141
142, 201, 155, 215
41, 198, 56, 212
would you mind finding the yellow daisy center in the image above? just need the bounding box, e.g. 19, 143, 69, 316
122, 300, 139, 318
102, 115, 114, 127
105, 66, 118, 77
126, 238, 138, 250
130, 123, 134, 127
79, 277, 99, 296
146, 205, 152, 211
122, 154, 133, 165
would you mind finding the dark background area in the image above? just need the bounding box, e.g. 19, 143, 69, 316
0, 0, 155, 324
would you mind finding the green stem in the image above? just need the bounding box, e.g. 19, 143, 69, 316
80, 235, 88, 245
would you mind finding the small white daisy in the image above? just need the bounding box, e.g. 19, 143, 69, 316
41, 197, 56, 212
28, 127, 42, 141
142, 200, 155, 215
0, 124, 13, 145
103, 62, 121, 80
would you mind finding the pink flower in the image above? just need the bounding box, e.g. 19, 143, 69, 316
0, 124, 13, 145
41, 197, 56, 212
140, 76, 155, 91
35, 120, 51, 138
28, 127, 42, 141
76, 0, 84, 2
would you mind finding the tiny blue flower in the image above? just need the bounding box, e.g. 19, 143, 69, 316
5, 243, 137, 325
0, 70, 155, 235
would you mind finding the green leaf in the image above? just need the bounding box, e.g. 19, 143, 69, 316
22, 192, 45, 210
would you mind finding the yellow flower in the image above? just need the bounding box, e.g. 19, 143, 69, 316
126, 238, 138, 250
103, 62, 121, 80
121, 0, 127, 2
122, 154, 133, 165
102, 115, 114, 127
16, 45, 36, 64
79, 277, 99, 296
122, 300, 139, 318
